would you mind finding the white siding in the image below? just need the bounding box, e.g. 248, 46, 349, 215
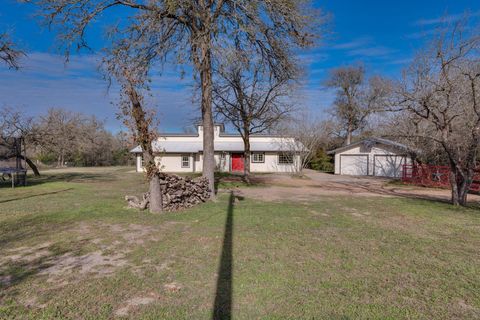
154, 154, 195, 173
250, 153, 301, 173
193, 153, 230, 173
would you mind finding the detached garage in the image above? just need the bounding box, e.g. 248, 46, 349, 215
328, 138, 411, 178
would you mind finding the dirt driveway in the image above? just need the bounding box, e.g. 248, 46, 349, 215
238, 169, 480, 204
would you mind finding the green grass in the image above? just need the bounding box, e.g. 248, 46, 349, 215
0, 167, 479, 319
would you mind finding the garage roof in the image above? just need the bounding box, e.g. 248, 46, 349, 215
327, 137, 410, 155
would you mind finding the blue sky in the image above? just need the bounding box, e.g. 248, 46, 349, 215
1, 0, 479, 132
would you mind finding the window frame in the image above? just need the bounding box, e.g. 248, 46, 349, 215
251, 152, 265, 163
278, 153, 294, 165
181, 154, 190, 168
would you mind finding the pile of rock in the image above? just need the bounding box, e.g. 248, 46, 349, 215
125, 173, 211, 212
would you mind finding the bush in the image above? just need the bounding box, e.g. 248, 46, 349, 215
309, 149, 333, 173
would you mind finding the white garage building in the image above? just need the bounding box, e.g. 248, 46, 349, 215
328, 138, 411, 178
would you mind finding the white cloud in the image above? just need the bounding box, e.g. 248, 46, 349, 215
346, 46, 396, 58
298, 51, 329, 65
1, 51, 335, 132
331, 37, 373, 50
415, 11, 480, 26
0, 52, 196, 132
328, 36, 396, 59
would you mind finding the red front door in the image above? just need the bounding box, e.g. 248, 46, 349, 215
231, 153, 244, 172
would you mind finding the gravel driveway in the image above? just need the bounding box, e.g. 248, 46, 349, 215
238, 169, 480, 204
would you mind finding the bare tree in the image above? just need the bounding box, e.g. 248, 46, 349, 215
0, 107, 40, 175
213, 51, 295, 179
0, 32, 24, 69
103, 46, 164, 213
34, 108, 87, 167
387, 18, 480, 206
324, 65, 386, 145
33, 0, 324, 198
277, 112, 331, 172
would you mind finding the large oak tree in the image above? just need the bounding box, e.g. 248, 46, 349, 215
32, 0, 323, 198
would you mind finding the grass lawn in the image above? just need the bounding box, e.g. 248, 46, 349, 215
0, 167, 479, 319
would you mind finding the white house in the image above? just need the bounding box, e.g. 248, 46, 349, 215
328, 138, 412, 178
131, 124, 303, 173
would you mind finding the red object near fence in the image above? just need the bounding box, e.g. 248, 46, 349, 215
402, 164, 480, 192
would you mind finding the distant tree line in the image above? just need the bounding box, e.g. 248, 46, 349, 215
0, 107, 134, 171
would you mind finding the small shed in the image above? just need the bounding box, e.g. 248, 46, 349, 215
327, 138, 411, 178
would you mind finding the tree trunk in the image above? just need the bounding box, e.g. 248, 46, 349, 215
243, 132, 251, 183
143, 151, 163, 213
127, 83, 163, 213
346, 123, 353, 146
458, 169, 473, 207
449, 169, 460, 206
449, 164, 473, 207
200, 36, 215, 199
149, 173, 163, 213
18, 155, 40, 176
458, 181, 469, 206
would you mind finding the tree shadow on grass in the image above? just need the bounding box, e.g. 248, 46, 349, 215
0, 188, 74, 204
1, 254, 56, 289
0, 241, 84, 296
214, 173, 266, 194
212, 191, 243, 320
0, 172, 117, 189
308, 179, 480, 207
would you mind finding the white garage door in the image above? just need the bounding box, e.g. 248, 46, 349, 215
340, 155, 369, 176
374, 155, 405, 178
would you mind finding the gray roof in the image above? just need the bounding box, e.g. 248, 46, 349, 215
130, 141, 201, 153
327, 137, 410, 155
130, 140, 304, 153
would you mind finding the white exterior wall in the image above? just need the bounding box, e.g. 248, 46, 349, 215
193, 153, 230, 173
250, 152, 300, 173
333, 144, 411, 177
135, 125, 301, 173
138, 151, 301, 173
154, 154, 195, 173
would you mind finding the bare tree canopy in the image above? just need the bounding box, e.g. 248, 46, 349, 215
325, 65, 387, 145
0, 108, 40, 175
32, 0, 325, 198
385, 17, 480, 206
0, 32, 25, 69
0, 107, 131, 175
277, 111, 333, 172
213, 50, 296, 178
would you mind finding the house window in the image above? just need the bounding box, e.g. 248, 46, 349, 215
278, 153, 294, 165
181, 155, 190, 168
252, 152, 265, 163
